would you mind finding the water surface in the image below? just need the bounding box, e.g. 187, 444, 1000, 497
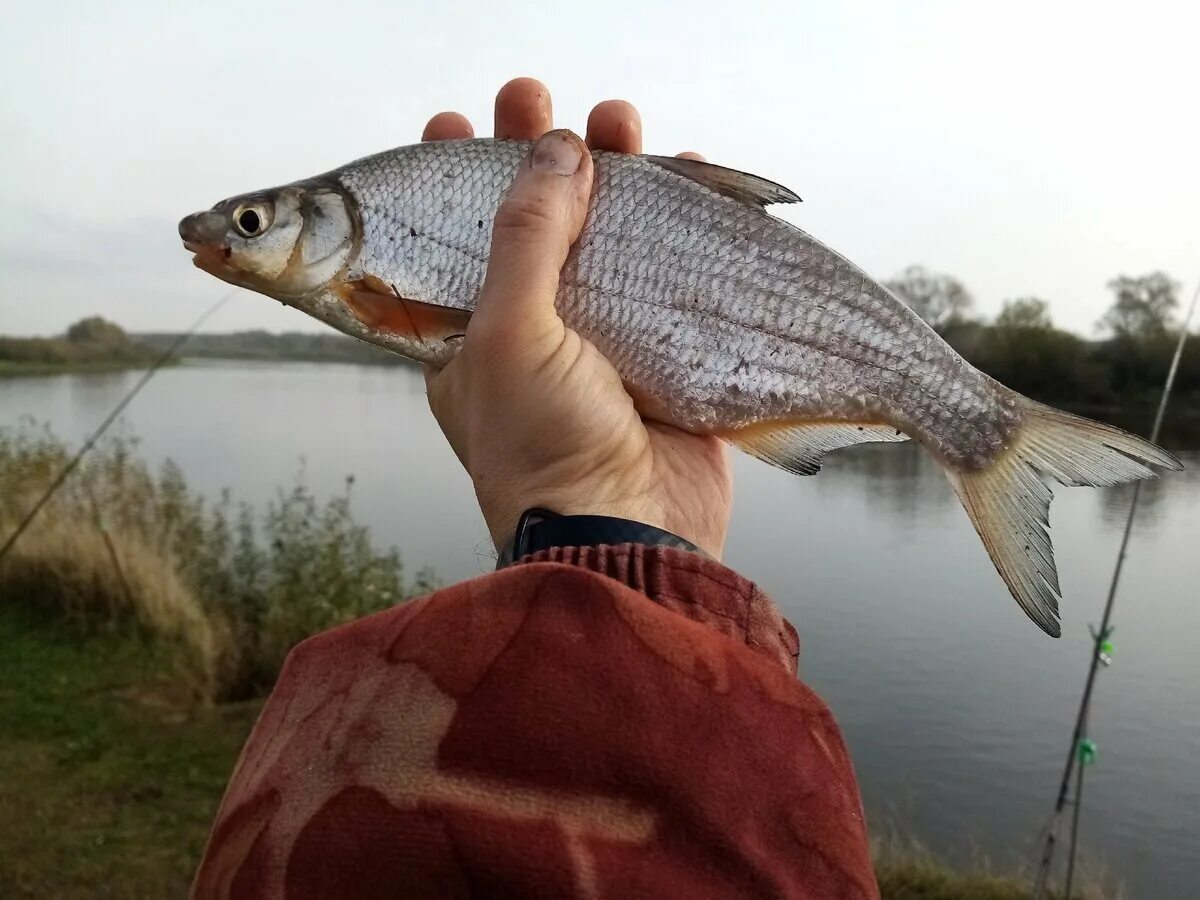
3, 361, 1197, 896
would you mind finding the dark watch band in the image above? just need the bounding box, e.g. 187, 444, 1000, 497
495, 507, 704, 569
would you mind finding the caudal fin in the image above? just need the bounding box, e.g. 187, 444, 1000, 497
945, 399, 1182, 637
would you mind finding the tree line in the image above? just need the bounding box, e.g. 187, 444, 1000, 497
0, 317, 161, 371
884, 267, 1198, 409
0, 319, 409, 371
134, 329, 407, 366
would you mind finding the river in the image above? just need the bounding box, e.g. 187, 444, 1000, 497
3, 360, 1197, 896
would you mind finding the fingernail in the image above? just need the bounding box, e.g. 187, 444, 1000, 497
530, 131, 582, 176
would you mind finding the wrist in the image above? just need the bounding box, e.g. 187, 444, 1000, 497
473, 470, 729, 560
478, 481, 657, 550
495, 507, 705, 568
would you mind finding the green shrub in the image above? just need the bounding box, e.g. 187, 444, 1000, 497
0, 422, 433, 702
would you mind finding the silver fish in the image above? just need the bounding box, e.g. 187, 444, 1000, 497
179, 138, 1181, 636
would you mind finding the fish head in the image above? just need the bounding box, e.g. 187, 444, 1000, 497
178, 183, 356, 300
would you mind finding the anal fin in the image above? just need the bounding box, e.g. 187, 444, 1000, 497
722, 419, 909, 476
334, 275, 471, 344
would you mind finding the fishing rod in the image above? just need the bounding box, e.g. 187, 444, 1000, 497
0, 292, 233, 566
1032, 277, 1200, 898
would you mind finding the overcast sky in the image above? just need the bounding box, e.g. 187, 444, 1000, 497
1, 0, 1196, 338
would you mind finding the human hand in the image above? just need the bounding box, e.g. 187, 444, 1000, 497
421, 78, 733, 559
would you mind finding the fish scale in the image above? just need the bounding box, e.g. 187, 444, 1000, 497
179, 136, 1182, 637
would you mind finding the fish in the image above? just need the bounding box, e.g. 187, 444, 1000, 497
178, 137, 1182, 637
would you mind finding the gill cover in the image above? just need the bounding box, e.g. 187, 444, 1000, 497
286, 188, 357, 295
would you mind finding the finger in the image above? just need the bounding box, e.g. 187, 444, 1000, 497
585, 100, 642, 154
422, 112, 474, 142
494, 77, 553, 140
471, 130, 593, 339
676, 151, 706, 162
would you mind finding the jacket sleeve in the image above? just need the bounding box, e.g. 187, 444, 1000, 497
191, 544, 878, 900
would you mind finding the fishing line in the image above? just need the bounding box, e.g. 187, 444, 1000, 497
0, 291, 234, 566
1032, 276, 1200, 898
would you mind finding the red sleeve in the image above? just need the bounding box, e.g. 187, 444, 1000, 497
191, 544, 878, 900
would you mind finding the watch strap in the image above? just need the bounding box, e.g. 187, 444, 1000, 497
496, 507, 703, 568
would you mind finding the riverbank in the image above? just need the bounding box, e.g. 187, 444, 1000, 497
0, 604, 1108, 899
0, 318, 164, 376
133, 329, 415, 367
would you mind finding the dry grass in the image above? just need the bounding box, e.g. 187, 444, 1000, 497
871, 830, 1124, 900
0, 511, 227, 700
0, 421, 431, 702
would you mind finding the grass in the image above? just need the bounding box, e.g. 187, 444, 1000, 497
0, 422, 432, 701
872, 834, 1119, 900
876, 864, 1034, 899
0, 604, 261, 898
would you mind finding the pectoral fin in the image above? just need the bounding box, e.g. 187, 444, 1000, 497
723, 419, 909, 476
335, 275, 471, 344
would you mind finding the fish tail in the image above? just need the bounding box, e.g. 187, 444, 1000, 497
944, 397, 1182, 637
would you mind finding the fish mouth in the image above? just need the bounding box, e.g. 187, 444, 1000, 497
184, 240, 234, 276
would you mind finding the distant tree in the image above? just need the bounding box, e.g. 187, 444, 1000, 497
940, 296, 1116, 404
937, 317, 989, 361
1098, 272, 1178, 339
995, 297, 1053, 331
884, 265, 974, 330
0, 316, 159, 369
65, 316, 128, 346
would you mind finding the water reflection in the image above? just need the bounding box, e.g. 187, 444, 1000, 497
1098, 457, 1200, 528
818, 442, 957, 520
821, 421, 1197, 535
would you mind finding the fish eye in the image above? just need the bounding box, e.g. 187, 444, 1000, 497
233, 204, 270, 238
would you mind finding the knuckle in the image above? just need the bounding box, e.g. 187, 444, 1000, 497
532, 328, 585, 383
491, 196, 562, 239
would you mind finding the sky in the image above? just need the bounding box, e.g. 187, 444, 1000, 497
1, 0, 1197, 338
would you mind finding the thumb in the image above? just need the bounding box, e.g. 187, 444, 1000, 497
469, 129, 594, 344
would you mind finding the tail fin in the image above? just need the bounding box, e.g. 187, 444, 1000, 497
945, 399, 1183, 637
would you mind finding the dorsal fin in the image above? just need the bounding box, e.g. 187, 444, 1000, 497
643, 156, 802, 208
